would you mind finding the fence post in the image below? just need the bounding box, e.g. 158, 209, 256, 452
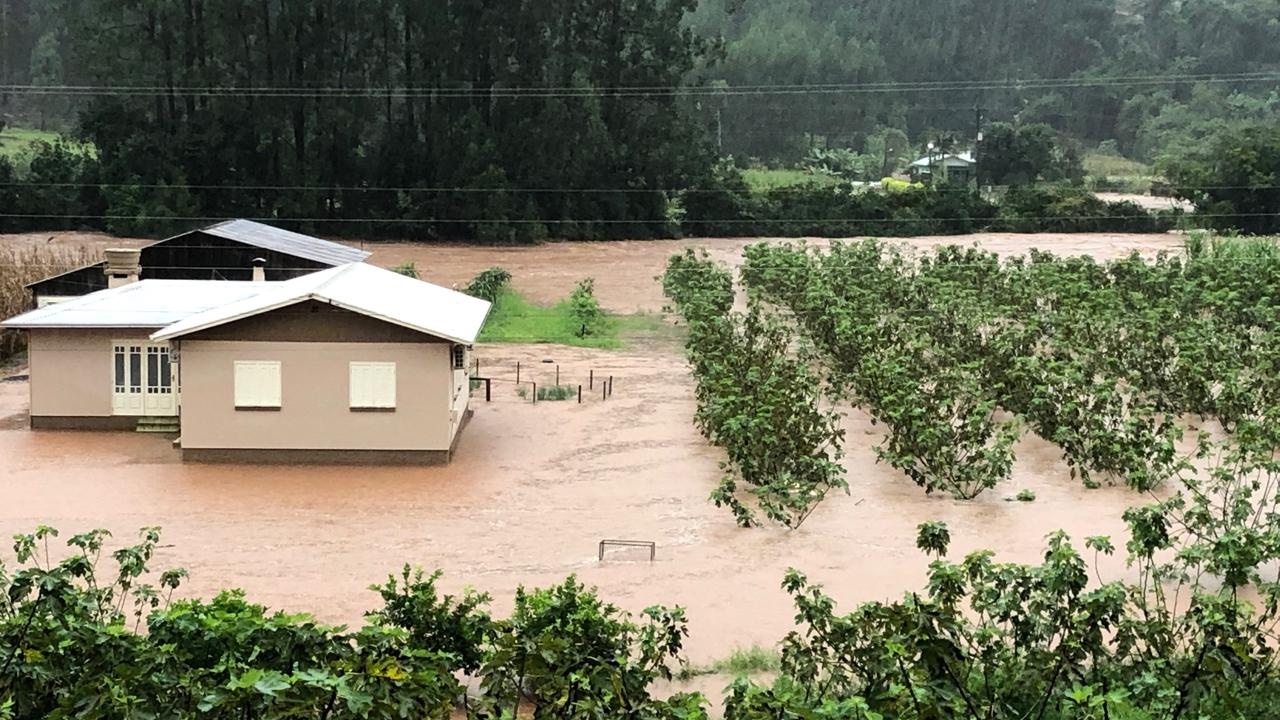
603, 384, 607, 401
556, 364, 560, 386
578, 385, 582, 404
484, 378, 491, 402
532, 381, 537, 404
516, 361, 521, 384
608, 376, 613, 398
589, 369, 594, 389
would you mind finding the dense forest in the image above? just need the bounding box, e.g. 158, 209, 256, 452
688, 0, 1280, 162
0, 0, 1278, 239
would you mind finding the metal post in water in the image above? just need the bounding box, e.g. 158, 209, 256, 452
556, 364, 560, 386
589, 369, 594, 389
578, 385, 582, 404
608, 376, 613, 398
532, 381, 537, 404
516, 361, 521, 384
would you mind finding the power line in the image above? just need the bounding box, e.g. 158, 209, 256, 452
0, 179, 1235, 194
1, 212, 1238, 225
3, 72, 1278, 98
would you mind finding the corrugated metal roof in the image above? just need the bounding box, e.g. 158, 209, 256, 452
2, 281, 273, 329
200, 220, 371, 265
153, 263, 491, 345
24, 220, 369, 290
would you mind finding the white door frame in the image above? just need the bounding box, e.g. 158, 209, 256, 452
112, 341, 177, 417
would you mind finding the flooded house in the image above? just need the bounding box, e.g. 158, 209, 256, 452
3, 238, 490, 464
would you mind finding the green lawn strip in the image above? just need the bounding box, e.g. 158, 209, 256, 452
477, 288, 669, 349
0, 126, 98, 162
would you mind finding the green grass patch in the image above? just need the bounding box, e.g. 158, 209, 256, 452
1084, 152, 1157, 193
535, 385, 577, 401
679, 644, 782, 679
477, 288, 668, 349
0, 126, 62, 160
742, 167, 841, 192
1083, 152, 1151, 178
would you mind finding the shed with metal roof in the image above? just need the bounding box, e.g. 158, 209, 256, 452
26, 220, 371, 306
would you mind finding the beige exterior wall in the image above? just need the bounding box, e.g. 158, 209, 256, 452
27, 328, 154, 418
176, 340, 456, 451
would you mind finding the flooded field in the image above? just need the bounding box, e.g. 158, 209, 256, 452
3, 229, 1188, 313
0, 231, 1187, 669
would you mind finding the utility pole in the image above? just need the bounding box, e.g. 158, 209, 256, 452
974, 104, 984, 186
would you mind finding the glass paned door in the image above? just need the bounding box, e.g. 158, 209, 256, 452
144, 346, 175, 416
113, 342, 176, 416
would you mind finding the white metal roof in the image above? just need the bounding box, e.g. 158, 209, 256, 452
200, 220, 371, 265
1, 280, 273, 329
910, 151, 976, 168
152, 263, 492, 345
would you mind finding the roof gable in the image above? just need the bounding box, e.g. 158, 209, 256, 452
152, 263, 491, 345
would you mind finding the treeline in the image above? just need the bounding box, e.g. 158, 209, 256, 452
0, 148, 1178, 239
0, 0, 715, 241
684, 171, 1176, 237
689, 0, 1280, 163
1, 0, 1276, 240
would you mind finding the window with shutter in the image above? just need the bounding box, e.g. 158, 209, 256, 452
349, 362, 397, 410
234, 361, 282, 410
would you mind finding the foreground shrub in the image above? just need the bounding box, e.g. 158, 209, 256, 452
0, 528, 699, 720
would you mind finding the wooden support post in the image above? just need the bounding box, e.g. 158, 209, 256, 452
532, 381, 537, 404
516, 361, 521, 384
556, 365, 560, 386
589, 369, 594, 389
608, 376, 613, 398
578, 385, 582, 404
485, 378, 491, 402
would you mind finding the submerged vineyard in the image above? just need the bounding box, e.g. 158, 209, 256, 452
662, 250, 846, 529
740, 235, 1280, 500
668, 235, 1280, 517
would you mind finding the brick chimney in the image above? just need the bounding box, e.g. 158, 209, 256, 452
104, 248, 142, 289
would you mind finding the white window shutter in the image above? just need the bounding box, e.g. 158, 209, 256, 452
350, 362, 396, 409
234, 361, 281, 408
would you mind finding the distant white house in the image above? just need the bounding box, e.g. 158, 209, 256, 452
909, 151, 976, 184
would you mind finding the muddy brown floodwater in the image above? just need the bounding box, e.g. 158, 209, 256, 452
0, 232, 1190, 684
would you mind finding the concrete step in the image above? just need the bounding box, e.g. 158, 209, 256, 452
135, 416, 180, 433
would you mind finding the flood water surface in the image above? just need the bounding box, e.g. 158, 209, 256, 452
0, 232, 1183, 663
0, 341, 1147, 663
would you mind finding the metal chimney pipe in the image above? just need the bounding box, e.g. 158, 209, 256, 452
251, 257, 267, 282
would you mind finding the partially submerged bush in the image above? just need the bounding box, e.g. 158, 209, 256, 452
464, 267, 512, 304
